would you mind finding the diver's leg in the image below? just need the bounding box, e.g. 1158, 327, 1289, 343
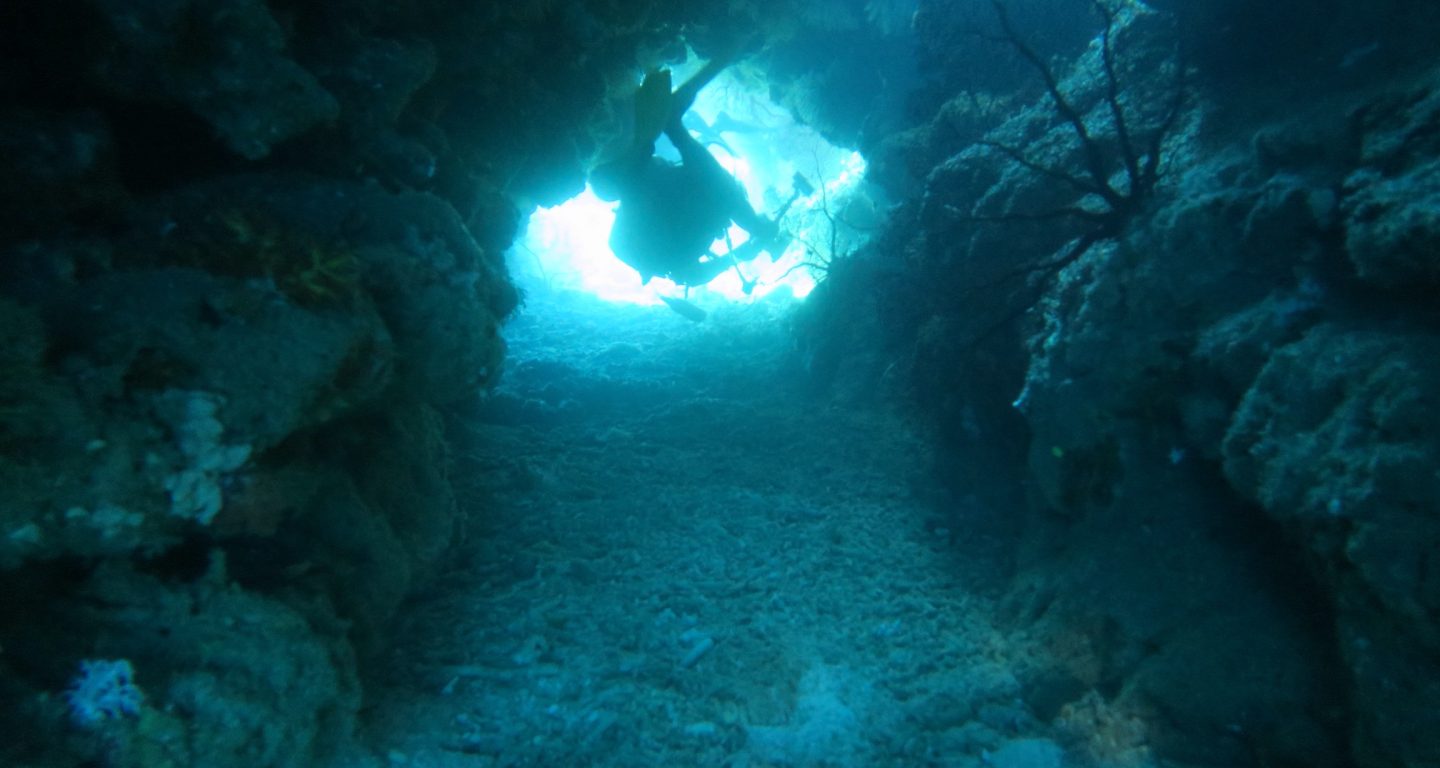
663, 52, 783, 257
631, 69, 674, 151
663, 52, 731, 169
664, 113, 716, 169
664, 113, 780, 255
669, 55, 731, 120
662, 99, 769, 228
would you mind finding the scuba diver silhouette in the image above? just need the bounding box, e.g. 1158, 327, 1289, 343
590, 55, 800, 291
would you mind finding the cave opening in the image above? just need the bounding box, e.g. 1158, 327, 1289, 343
509, 64, 877, 311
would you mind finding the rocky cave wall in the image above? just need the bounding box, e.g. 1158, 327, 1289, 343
794, 1, 1440, 767
0, 0, 869, 765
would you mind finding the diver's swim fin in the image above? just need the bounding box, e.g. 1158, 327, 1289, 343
632, 69, 673, 149
659, 295, 707, 322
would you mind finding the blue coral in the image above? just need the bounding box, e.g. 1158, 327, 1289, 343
65, 658, 144, 726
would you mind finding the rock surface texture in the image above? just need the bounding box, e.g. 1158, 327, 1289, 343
796, 2, 1440, 766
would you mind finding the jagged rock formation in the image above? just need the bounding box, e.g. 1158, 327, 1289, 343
795, 2, 1440, 766
0, 1, 789, 765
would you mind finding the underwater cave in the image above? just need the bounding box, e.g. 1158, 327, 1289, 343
2, 0, 1440, 766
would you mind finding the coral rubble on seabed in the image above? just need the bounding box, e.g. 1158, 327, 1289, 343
366, 292, 1143, 768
